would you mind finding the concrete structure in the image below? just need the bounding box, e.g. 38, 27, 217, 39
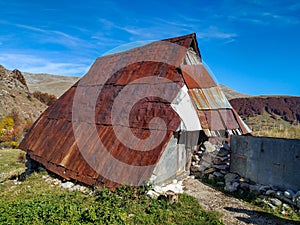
231, 135, 300, 191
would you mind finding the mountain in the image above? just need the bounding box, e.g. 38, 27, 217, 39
218, 84, 252, 100
23, 72, 80, 97
0, 65, 46, 120
230, 96, 300, 124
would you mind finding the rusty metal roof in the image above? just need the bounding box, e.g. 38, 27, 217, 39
181, 64, 216, 89
188, 86, 231, 110
20, 33, 251, 187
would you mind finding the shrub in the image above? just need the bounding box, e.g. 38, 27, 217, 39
0, 116, 14, 142
33, 91, 57, 106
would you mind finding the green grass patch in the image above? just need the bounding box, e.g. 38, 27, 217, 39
0, 148, 25, 175
0, 158, 224, 224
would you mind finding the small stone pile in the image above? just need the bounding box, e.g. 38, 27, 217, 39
190, 141, 231, 181
223, 172, 300, 215
42, 174, 90, 193
147, 179, 184, 202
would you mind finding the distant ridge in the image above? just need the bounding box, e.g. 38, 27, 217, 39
23, 72, 80, 97
230, 96, 300, 124
218, 84, 252, 100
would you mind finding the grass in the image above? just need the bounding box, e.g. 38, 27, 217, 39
0, 149, 224, 225
244, 113, 300, 139
0, 148, 25, 176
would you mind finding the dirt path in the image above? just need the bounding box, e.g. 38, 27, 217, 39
183, 177, 299, 225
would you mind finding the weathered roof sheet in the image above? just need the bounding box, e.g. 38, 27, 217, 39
181, 64, 216, 89
188, 86, 231, 110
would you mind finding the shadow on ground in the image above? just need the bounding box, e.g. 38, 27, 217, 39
225, 207, 300, 225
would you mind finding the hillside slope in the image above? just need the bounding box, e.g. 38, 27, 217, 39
230, 96, 300, 124
0, 65, 47, 120
23, 72, 80, 97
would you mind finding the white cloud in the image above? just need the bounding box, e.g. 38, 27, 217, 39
15, 24, 47, 33
224, 1, 300, 25
0, 53, 89, 76
13, 23, 97, 50
198, 26, 237, 40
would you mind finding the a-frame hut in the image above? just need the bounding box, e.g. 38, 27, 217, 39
20, 33, 251, 187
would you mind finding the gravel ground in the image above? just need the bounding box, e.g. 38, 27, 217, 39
183, 177, 300, 225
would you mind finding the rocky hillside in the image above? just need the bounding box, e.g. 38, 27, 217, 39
230, 96, 300, 124
0, 65, 47, 121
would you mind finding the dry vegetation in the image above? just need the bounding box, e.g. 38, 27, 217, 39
244, 113, 300, 139
32, 91, 57, 106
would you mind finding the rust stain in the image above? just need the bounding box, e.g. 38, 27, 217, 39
181, 64, 216, 89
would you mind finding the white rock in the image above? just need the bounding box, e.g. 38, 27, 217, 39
284, 190, 295, 199
192, 155, 200, 161
283, 203, 291, 210
61, 181, 74, 189
70, 184, 85, 192
203, 141, 215, 153
147, 190, 160, 198
153, 182, 184, 196
270, 198, 282, 207
268, 203, 277, 209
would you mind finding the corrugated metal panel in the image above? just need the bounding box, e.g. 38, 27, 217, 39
203, 110, 225, 131
232, 109, 253, 134
196, 111, 209, 129
181, 64, 216, 89
189, 86, 232, 110
219, 109, 240, 130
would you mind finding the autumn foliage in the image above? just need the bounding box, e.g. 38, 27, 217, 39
0, 109, 34, 148
33, 91, 57, 106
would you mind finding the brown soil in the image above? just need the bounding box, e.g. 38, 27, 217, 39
183, 177, 299, 225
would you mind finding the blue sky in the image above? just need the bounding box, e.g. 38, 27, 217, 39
0, 0, 299, 96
